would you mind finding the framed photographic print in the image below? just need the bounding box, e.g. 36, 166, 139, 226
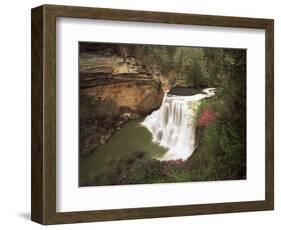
31, 4, 274, 225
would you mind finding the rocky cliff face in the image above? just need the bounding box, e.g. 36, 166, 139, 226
80, 54, 165, 113
79, 44, 168, 156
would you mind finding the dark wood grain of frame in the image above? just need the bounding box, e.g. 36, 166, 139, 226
31, 4, 274, 225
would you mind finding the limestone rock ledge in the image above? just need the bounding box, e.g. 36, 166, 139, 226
79, 44, 168, 156
80, 53, 167, 111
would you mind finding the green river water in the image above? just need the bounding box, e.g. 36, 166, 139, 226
79, 118, 168, 184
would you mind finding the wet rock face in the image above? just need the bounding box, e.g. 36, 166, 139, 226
79, 44, 168, 156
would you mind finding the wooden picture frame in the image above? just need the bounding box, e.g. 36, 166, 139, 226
31, 4, 274, 225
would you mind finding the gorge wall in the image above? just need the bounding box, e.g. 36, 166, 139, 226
79, 43, 168, 156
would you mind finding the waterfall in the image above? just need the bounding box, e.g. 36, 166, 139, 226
142, 88, 216, 161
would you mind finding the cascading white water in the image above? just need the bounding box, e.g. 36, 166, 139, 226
142, 88, 216, 161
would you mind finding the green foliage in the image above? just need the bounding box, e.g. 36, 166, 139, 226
80, 94, 119, 119
189, 59, 206, 88
220, 125, 242, 155
119, 44, 242, 89
169, 168, 192, 182
193, 48, 247, 180
201, 122, 221, 154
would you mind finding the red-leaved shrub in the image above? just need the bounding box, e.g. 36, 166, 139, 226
198, 108, 216, 127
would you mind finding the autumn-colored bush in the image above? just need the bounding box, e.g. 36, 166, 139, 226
198, 108, 216, 127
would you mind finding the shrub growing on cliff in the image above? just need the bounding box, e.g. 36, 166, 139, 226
198, 108, 216, 127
